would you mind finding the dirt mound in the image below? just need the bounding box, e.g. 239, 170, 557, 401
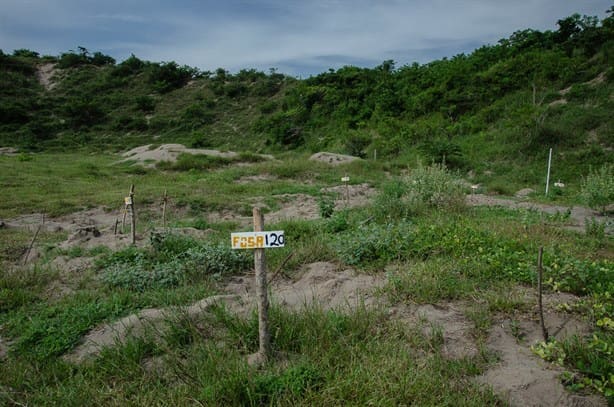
65, 295, 239, 363
226, 262, 384, 312
117, 144, 274, 168
66, 262, 383, 361
309, 152, 361, 166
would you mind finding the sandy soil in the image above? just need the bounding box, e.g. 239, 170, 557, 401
0, 147, 19, 156
207, 184, 377, 227
117, 144, 274, 168
36, 63, 57, 90
61, 259, 607, 406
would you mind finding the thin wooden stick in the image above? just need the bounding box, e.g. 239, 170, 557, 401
269, 252, 295, 284
162, 189, 168, 229
537, 247, 549, 341
129, 184, 136, 245
23, 214, 44, 265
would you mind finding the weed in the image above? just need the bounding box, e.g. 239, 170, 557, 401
317, 193, 335, 218
580, 163, 614, 214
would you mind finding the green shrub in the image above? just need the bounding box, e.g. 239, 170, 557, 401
335, 221, 413, 266
318, 194, 335, 218
373, 164, 465, 221
100, 234, 251, 291
581, 163, 614, 214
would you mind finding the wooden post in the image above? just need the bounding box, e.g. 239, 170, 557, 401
545, 148, 552, 197
114, 218, 119, 235
162, 189, 168, 229
129, 184, 136, 245
121, 205, 128, 233
344, 175, 350, 207
537, 247, 549, 341
250, 207, 271, 365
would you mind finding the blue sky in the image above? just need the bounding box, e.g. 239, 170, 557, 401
1, 1, 611, 77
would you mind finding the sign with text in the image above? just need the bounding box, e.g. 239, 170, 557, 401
231, 231, 285, 249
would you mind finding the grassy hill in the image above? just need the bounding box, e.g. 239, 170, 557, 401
1, 12, 613, 195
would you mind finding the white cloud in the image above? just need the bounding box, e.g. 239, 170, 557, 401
1, 0, 611, 75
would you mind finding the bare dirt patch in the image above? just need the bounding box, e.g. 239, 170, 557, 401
0, 147, 19, 156
117, 144, 274, 168
235, 174, 279, 184
226, 261, 383, 313
36, 63, 57, 90
207, 184, 377, 227
309, 152, 361, 166
477, 292, 606, 407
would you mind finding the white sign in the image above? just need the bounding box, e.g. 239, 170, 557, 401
124, 196, 133, 205
341, 176, 350, 182
231, 231, 285, 249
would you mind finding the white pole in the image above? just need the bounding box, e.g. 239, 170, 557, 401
545, 148, 552, 196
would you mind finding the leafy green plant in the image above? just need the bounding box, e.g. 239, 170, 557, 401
580, 163, 614, 214
318, 194, 335, 218
335, 221, 413, 266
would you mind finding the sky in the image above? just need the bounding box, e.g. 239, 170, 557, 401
1, 0, 611, 77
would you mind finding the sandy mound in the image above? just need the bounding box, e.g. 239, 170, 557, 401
226, 261, 383, 312
117, 144, 274, 168
309, 152, 361, 166
66, 262, 383, 361
65, 295, 239, 363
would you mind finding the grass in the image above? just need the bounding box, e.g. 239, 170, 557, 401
0, 153, 612, 404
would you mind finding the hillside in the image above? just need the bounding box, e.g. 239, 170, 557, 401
1, 13, 613, 194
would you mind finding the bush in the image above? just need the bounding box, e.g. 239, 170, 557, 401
372, 164, 465, 220
404, 163, 466, 212
581, 163, 614, 214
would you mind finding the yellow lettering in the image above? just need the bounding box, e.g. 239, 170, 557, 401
240, 237, 247, 248
232, 236, 240, 248
256, 236, 264, 247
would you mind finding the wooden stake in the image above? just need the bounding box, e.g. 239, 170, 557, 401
121, 205, 128, 234
129, 184, 136, 245
162, 189, 168, 229
250, 207, 271, 365
345, 175, 350, 207
537, 247, 549, 341
23, 214, 44, 265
